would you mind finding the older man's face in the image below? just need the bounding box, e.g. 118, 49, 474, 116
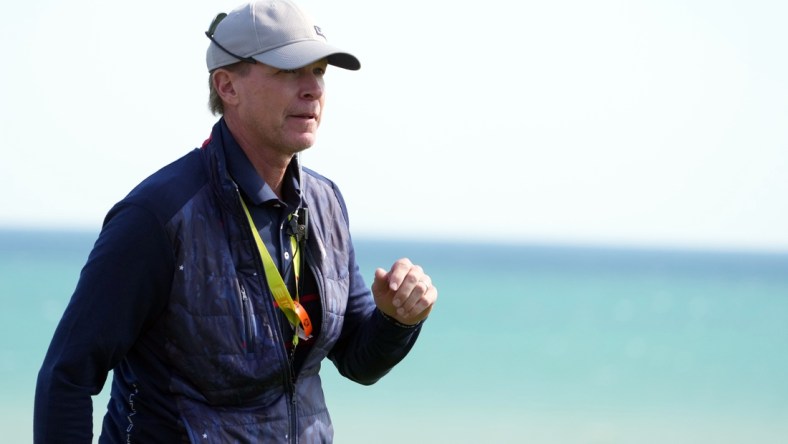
228, 59, 328, 157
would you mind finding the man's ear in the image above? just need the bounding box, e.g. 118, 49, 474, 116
213, 69, 239, 107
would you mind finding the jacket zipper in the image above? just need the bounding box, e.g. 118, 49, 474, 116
238, 283, 254, 354
235, 187, 299, 443
285, 242, 327, 444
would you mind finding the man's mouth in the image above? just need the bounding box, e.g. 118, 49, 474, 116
291, 113, 317, 120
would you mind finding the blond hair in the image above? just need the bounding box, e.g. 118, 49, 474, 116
207, 63, 252, 115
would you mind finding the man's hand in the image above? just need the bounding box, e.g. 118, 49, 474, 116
372, 258, 438, 325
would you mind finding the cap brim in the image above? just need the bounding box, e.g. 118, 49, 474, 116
252, 40, 360, 71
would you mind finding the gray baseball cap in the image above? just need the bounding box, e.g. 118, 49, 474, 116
205, 0, 360, 72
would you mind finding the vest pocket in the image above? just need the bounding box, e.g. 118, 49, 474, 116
237, 280, 255, 353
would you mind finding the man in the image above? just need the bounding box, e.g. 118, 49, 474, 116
34, 1, 437, 442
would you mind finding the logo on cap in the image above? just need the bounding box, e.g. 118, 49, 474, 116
314, 26, 326, 39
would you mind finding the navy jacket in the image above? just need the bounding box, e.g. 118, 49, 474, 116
35, 121, 423, 443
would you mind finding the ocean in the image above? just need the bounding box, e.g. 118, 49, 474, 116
2, 229, 787, 443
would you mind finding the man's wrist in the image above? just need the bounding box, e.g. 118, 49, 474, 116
377, 308, 423, 329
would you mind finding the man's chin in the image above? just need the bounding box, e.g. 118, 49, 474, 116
291, 134, 318, 152
280, 141, 315, 158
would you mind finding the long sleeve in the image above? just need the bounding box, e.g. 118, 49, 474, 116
327, 239, 424, 385
34, 203, 174, 443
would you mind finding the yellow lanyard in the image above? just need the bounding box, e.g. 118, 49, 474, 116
239, 197, 312, 345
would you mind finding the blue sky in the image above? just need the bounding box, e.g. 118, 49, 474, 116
2, 0, 787, 251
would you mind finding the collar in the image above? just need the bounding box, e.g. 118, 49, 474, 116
220, 118, 302, 208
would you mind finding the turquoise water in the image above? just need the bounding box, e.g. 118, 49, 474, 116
2, 230, 788, 443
